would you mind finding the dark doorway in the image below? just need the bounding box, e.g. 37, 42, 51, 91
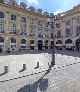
76, 38, 80, 51
38, 40, 43, 50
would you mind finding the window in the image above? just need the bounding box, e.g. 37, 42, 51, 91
30, 27, 35, 35
11, 38, 16, 43
56, 23, 61, 28
0, 37, 4, 42
11, 15, 16, 21
45, 23, 48, 27
30, 40, 34, 44
0, 12, 4, 18
45, 30, 48, 37
21, 39, 26, 44
66, 29, 72, 36
21, 26, 26, 35
76, 18, 80, 23
0, 21, 4, 32
51, 33, 53, 38
57, 31, 61, 38
12, 2, 16, 6
76, 27, 80, 35
38, 21, 42, 26
11, 24, 16, 33
21, 17, 26, 23
66, 20, 71, 26
31, 19, 35, 24
38, 29, 43, 37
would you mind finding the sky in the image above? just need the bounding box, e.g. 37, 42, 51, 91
16, 0, 80, 14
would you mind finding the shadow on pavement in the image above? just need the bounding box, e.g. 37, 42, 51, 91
17, 65, 53, 92
56, 50, 80, 58
0, 50, 52, 56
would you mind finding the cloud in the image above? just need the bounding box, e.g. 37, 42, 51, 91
26, 0, 38, 5
18, 0, 21, 5
60, 0, 80, 12
54, 9, 62, 15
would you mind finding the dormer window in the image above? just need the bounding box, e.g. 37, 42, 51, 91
12, 2, 16, 6
0, 12, 4, 18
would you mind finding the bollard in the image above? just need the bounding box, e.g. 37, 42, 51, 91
4, 66, 8, 74
68, 57, 69, 59
37, 62, 39, 68
23, 64, 26, 70
76, 58, 77, 60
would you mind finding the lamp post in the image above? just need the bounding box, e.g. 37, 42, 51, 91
47, 13, 56, 65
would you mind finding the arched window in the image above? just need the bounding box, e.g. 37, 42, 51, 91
65, 39, 72, 44
0, 12, 4, 18
56, 40, 62, 44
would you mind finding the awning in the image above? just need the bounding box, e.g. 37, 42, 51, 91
66, 43, 73, 47
21, 44, 26, 46
10, 43, 16, 45
56, 44, 62, 46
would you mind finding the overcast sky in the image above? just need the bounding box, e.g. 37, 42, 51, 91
16, 0, 80, 14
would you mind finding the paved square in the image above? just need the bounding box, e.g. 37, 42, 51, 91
0, 50, 80, 92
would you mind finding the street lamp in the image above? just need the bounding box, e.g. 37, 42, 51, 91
47, 13, 56, 65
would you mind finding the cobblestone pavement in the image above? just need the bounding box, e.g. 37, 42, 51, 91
0, 61, 80, 92
0, 50, 80, 92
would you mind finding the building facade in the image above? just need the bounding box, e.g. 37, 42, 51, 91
54, 5, 80, 51
0, 0, 54, 51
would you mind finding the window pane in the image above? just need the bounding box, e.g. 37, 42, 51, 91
21, 17, 26, 23
11, 15, 16, 21
0, 12, 4, 18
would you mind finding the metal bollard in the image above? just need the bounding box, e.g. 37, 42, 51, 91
4, 66, 8, 73
23, 64, 26, 70
37, 62, 39, 68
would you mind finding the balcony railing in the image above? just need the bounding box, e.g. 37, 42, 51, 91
38, 34, 43, 37
9, 32, 17, 34
20, 32, 27, 35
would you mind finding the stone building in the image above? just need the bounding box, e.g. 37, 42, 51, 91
54, 5, 80, 51
0, 0, 53, 51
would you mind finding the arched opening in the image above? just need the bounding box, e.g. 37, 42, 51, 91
45, 40, 48, 50
30, 40, 34, 50
56, 40, 62, 50
10, 38, 16, 51
0, 37, 4, 52
76, 38, 80, 51
38, 40, 43, 50
65, 39, 73, 50
21, 39, 26, 50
